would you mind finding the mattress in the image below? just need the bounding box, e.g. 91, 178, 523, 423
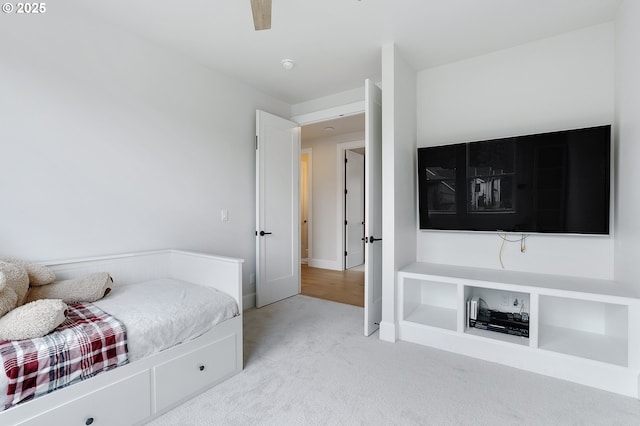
93, 278, 239, 361
0, 278, 239, 408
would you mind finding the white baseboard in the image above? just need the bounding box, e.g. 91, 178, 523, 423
243, 293, 256, 310
379, 321, 397, 342
308, 259, 341, 270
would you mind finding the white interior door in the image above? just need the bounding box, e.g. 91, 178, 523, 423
256, 110, 300, 308
364, 79, 383, 336
345, 150, 365, 269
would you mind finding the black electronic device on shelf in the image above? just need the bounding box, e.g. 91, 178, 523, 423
467, 297, 529, 338
471, 308, 529, 338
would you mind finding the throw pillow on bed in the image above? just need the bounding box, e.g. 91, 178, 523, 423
0, 299, 67, 341
26, 272, 113, 304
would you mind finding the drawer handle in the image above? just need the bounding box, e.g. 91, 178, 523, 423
199, 365, 205, 371
85, 418, 94, 425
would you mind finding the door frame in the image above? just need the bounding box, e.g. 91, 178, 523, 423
300, 147, 313, 264
337, 140, 365, 271
293, 103, 365, 272
291, 102, 364, 127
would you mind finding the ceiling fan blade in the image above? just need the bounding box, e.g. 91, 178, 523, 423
250, 0, 272, 31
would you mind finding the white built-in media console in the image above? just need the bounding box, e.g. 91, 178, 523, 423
397, 262, 640, 398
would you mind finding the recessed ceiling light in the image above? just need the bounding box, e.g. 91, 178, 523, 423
324, 126, 335, 132
281, 59, 295, 70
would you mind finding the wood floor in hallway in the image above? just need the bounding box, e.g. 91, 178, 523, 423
301, 264, 364, 307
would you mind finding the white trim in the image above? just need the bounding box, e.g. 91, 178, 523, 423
38, 249, 245, 266
337, 140, 366, 271
379, 320, 398, 342
308, 258, 342, 271
243, 293, 256, 310
292, 101, 365, 126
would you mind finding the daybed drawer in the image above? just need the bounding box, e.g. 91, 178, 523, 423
154, 333, 238, 411
21, 370, 151, 426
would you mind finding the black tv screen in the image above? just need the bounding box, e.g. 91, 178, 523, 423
418, 125, 611, 234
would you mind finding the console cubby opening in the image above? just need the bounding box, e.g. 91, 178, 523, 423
402, 278, 457, 331
538, 295, 628, 366
463, 286, 531, 346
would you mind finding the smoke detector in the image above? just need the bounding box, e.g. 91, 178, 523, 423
281, 59, 296, 70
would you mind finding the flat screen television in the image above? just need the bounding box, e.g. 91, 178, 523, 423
417, 125, 611, 234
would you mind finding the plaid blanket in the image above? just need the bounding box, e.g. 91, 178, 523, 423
0, 303, 128, 410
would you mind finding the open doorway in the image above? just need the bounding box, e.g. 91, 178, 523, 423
300, 148, 312, 264
299, 113, 366, 307
345, 147, 365, 271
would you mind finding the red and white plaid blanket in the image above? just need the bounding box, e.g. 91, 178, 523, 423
0, 303, 128, 410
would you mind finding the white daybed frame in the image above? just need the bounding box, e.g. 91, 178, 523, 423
0, 249, 243, 426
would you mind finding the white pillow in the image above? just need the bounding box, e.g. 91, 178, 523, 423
0, 299, 67, 341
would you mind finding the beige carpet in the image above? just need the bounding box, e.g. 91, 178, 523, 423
147, 295, 640, 425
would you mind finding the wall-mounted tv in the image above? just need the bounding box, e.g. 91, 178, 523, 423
417, 125, 611, 235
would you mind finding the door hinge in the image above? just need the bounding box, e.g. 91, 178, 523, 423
255, 135, 258, 150
345, 158, 348, 163
345, 251, 348, 257
345, 189, 348, 195
345, 220, 348, 225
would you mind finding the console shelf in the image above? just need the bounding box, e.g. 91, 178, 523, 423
405, 305, 457, 331
538, 324, 627, 366
397, 262, 640, 398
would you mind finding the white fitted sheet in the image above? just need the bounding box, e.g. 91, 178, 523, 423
93, 278, 239, 362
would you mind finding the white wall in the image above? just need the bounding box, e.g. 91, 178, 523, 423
291, 87, 364, 118
301, 132, 365, 270
0, 4, 290, 305
380, 44, 417, 342
416, 24, 615, 279
614, 1, 640, 288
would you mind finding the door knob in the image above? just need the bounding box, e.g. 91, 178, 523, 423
369, 236, 382, 243
259, 230, 272, 236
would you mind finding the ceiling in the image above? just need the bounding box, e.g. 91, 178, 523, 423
302, 113, 365, 141
69, 0, 621, 105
